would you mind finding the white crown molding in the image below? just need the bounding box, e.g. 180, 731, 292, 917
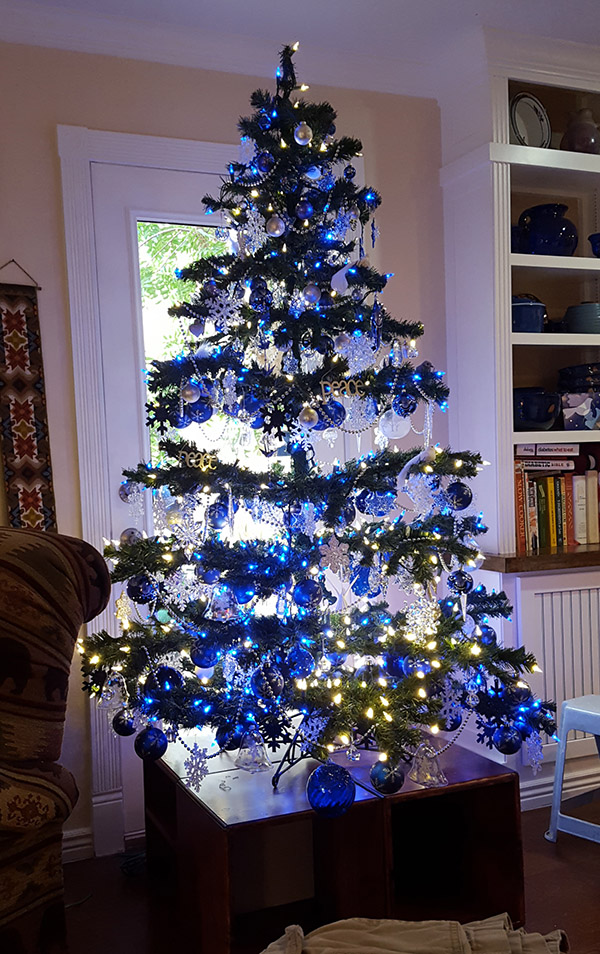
484, 27, 600, 89
0, 0, 436, 98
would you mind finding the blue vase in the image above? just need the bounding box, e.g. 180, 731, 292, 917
518, 204, 578, 256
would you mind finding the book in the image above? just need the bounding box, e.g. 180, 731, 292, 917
573, 474, 587, 545
536, 477, 550, 550
515, 458, 575, 472
536, 443, 580, 457
514, 460, 527, 554
554, 476, 563, 547
546, 476, 557, 548
526, 476, 539, 552
564, 474, 576, 547
585, 470, 599, 544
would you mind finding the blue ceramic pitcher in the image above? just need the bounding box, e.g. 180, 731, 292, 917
517, 203, 578, 256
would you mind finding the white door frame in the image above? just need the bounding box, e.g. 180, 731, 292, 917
57, 125, 234, 855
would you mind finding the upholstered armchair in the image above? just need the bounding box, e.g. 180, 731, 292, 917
0, 528, 110, 953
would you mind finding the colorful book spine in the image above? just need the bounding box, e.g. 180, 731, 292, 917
573, 474, 587, 545
526, 476, 539, 552
514, 458, 575, 472
514, 460, 527, 554
564, 474, 576, 547
554, 476, 564, 547
536, 477, 549, 550
586, 470, 599, 545
546, 476, 557, 548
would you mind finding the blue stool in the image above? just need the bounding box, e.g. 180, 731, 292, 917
545, 694, 600, 844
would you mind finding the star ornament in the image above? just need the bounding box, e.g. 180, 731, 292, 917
319, 536, 350, 574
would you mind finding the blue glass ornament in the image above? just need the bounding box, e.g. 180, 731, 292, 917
202, 568, 220, 584
256, 151, 274, 174
447, 570, 474, 594
286, 643, 315, 678
250, 663, 285, 699
187, 397, 213, 423
190, 642, 219, 668
337, 500, 356, 528
351, 566, 382, 598
392, 393, 418, 417
315, 334, 334, 355
134, 726, 168, 761
293, 579, 323, 608
306, 763, 356, 818
216, 723, 245, 751
126, 574, 156, 604
507, 685, 533, 706
443, 708, 463, 732
231, 581, 256, 604
241, 394, 263, 415
384, 653, 406, 679
313, 400, 346, 431
344, 164, 356, 180
250, 415, 264, 429
492, 726, 523, 755
479, 624, 497, 646
257, 113, 271, 130
112, 709, 136, 737
446, 481, 473, 511
284, 501, 303, 531
207, 503, 229, 529
328, 123, 336, 136
170, 409, 192, 429
355, 663, 385, 685
305, 165, 321, 180
403, 655, 432, 677
152, 666, 184, 692
369, 760, 405, 794
355, 488, 396, 516
439, 598, 458, 619
281, 175, 299, 194
295, 199, 314, 219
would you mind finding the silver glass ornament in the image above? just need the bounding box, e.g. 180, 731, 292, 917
334, 332, 351, 352
409, 741, 448, 788
303, 283, 321, 304
181, 381, 202, 403
378, 409, 412, 440
294, 122, 313, 145
119, 527, 143, 546
298, 406, 319, 428
235, 729, 272, 773
266, 215, 286, 237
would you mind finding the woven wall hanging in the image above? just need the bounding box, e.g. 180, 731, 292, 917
0, 276, 57, 530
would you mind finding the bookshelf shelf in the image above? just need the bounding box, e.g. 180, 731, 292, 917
483, 543, 600, 574
512, 430, 600, 444
512, 333, 600, 346
510, 254, 600, 273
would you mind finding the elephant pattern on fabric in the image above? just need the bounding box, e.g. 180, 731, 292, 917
0, 639, 32, 696
43, 668, 68, 703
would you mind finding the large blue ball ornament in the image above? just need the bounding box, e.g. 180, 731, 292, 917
202, 568, 220, 584
293, 579, 323, 608
207, 503, 229, 529
392, 393, 418, 417
306, 763, 356, 818
241, 394, 263, 416
190, 642, 219, 668
403, 655, 432, 677
126, 574, 156, 604
369, 760, 405, 794
187, 397, 213, 423
286, 643, 315, 678
447, 570, 474, 594
256, 151, 274, 174
231, 581, 256, 604
250, 663, 285, 699
134, 726, 168, 761
295, 199, 314, 219
152, 666, 184, 692
384, 653, 406, 679
479, 624, 497, 646
170, 409, 193, 429
443, 708, 463, 732
446, 480, 473, 511
112, 709, 136, 737
337, 500, 356, 528
314, 400, 346, 431
492, 726, 523, 755
216, 723, 245, 751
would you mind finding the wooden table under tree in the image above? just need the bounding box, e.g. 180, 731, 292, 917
143, 740, 525, 953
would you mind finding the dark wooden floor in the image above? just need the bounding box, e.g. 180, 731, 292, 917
64, 797, 600, 954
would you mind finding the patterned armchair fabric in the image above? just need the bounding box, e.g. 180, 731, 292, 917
0, 528, 110, 948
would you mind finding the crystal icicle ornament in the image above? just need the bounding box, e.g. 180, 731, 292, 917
242, 206, 268, 254
234, 729, 272, 773
97, 672, 128, 711
207, 585, 239, 621
526, 730, 543, 775
408, 740, 448, 788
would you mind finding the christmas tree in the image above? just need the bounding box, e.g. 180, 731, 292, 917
82, 45, 554, 811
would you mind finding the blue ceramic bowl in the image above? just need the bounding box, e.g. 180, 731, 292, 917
512, 301, 545, 332
513, 388, 561, 431
589, 233, 600, 257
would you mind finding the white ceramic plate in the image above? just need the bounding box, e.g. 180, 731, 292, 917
510, 92, 552, 148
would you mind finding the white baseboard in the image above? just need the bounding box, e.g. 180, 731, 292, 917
520, 762, 600, 811
62, 827, 94, 863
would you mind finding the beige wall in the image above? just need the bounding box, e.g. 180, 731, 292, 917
0, 41, 445, 837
